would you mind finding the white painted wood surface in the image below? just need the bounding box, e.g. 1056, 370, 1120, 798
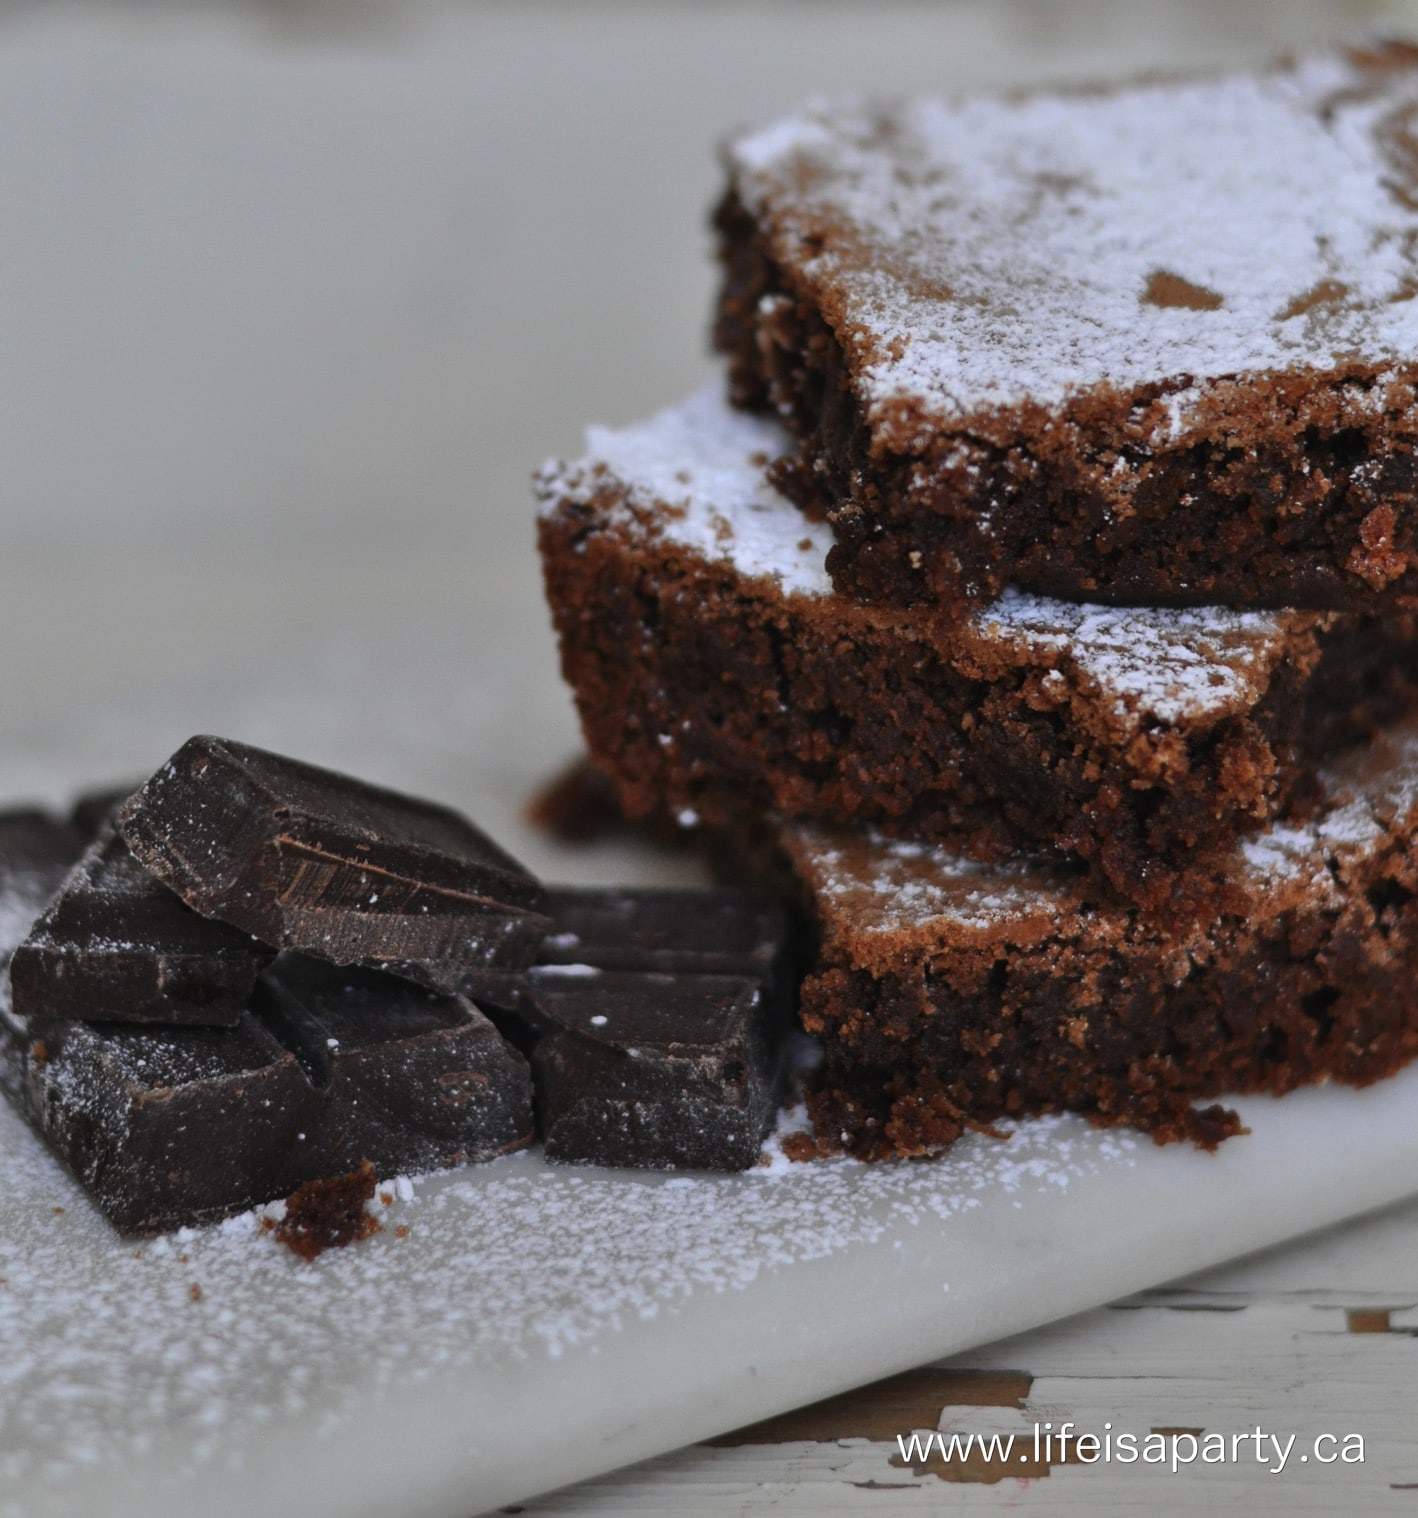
524, 1197, 1418, 1514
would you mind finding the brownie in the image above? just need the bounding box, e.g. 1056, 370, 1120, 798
715, 42, 1418, 613
776, 713, 1418, 1159
536, 390, 1418, 913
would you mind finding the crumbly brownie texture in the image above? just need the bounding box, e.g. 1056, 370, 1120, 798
716, 42, 1418, 612
783, 714, 1418, 1158
536, 391, 1418, 913
270, 1160, 381, 1262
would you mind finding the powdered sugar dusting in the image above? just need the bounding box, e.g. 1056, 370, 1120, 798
980, 592, 1294, 724
0, 1092, 1136, 1504
538, 387, 834, 598
539, 389, 1307, 726
729, 46, 1418, 427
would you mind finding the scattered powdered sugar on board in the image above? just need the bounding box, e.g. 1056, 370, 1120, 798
728, 47, 1418, 425
0, 1092, 1137, 1503
538, 388, 1305, 726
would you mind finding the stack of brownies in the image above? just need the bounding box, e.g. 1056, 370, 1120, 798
537, 43, 1418, 1158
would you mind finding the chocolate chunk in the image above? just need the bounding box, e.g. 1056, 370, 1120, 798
469, 885, 796, 1014
538, 885, 792, 978
253, 953, 533, 1168
0, 810, 87, 1055
9, 824, 275, 1027
67, 783, 141, 840
7, 1012, 312, 1232
116, 736, 551, 984
464, 886, 797, 1169
523, 968, 787, 1171
5, 953, 532, 1234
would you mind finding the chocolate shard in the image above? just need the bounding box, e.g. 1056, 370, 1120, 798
6, 953, 533, 1236
523, 968, 787, 1171
0, 809, 87, 1055
470, 884, 797, 1013
538, 885, 793, 978
115, 736, 551, 980
9, 823, 276, 1027
253, 953, 534, 1168
11, 1014, 313, 1233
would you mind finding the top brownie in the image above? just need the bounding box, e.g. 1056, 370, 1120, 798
715, 41, 1418, 613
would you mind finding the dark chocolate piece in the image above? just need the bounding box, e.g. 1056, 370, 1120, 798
254, 953, 534, 1169
0, 809, 87, 1059
7, 1012, 312, 1232
116, 736, 551, 985
9, 824, 275, 1027
497, 888, 797, 1169
4, 954, 533, 1234
524, 968, 786, 1171
539, 885, 791, 979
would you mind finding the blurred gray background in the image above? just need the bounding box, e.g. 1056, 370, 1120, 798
0, 0, 1402, 878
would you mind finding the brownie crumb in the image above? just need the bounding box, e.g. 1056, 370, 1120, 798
526, 757, 632, 844
526, 756, 692, 851
394, 1223, 410, 1240
188, 1283, 203, 1303
272, 1160, 381, 1262
779, 1131, 823, 1163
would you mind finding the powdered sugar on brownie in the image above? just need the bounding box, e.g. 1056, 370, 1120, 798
538, 387, 834, 599
539, 389, 1317, 727
785, 823, 1076, 944
727, 45, 1418, 430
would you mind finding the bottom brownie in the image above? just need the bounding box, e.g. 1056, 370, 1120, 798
777, 714, 1418, 1158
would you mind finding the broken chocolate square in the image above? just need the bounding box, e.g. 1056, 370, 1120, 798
0, 808, 87, 1057
4, 949, 533, 1234
116, 736, 551, 985
9, 823, 275, 1027
538, 885, 791, 979
254, 953, 534, 1171
523, 967, 786, 1171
